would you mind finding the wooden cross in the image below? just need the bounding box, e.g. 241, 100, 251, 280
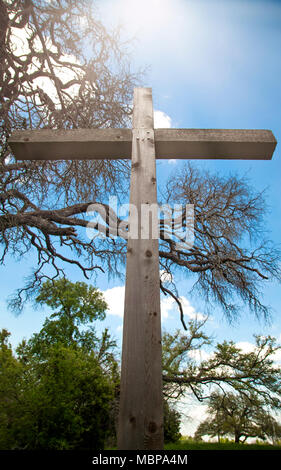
9, 88, 277, 450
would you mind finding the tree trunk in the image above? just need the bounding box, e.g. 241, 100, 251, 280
234, 431, 240, 444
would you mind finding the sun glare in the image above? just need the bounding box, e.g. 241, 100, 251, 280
109, 0, 177, 36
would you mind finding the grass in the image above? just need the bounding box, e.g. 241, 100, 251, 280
105, 439, 281, 451
164, 439, 281, 451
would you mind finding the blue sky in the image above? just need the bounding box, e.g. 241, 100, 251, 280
2, 0, 281, 434
95, 0, 281, 341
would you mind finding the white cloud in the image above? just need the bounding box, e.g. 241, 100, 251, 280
187, 402, 208, 428
188, 349, 212, 362
102, 285, 177, 320
179, 296, 206, 322
153, 112, 176, 164
102, 285, 206, 327
272, 349, 281, 363
160, 269, 173, 283
102, 284, 176, 320
235, 341, 256, 354
161, 296, 175, 319
154, 110, 172, 128
178, 395, 209, 436
103, 286, 125, 317
235, 340, 281, 364
274, 334, 281, 361
161, 293, 206, 323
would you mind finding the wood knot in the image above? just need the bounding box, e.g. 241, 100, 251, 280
129, 416, 136, 426
150, 311, 157, 317
145, 250, 152, 257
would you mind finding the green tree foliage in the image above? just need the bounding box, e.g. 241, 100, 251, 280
0, 279, 119, 450
258, 413, 281, 445
163, 401, 182, 443
195, 392, 281, 444
162, 319, 281, 407
0, 330, 24, 449
29, 278, 107, 350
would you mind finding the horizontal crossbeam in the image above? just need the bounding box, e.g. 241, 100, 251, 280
9, 128, 132, 161
9, 128, 277, 161
155, 129, 277, 160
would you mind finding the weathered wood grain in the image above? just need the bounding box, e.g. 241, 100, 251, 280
9, 128, 276, 161
155, 128, 277, 160
9, 128, 132, 160
7, 88, 278, 452
117, 88, 164, 450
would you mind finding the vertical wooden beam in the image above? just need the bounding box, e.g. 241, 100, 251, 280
117, 88, 164, 450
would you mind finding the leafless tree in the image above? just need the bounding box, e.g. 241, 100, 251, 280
159, 164, 281, 325
1, 0, 139, 308
1, 2, 281, 323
